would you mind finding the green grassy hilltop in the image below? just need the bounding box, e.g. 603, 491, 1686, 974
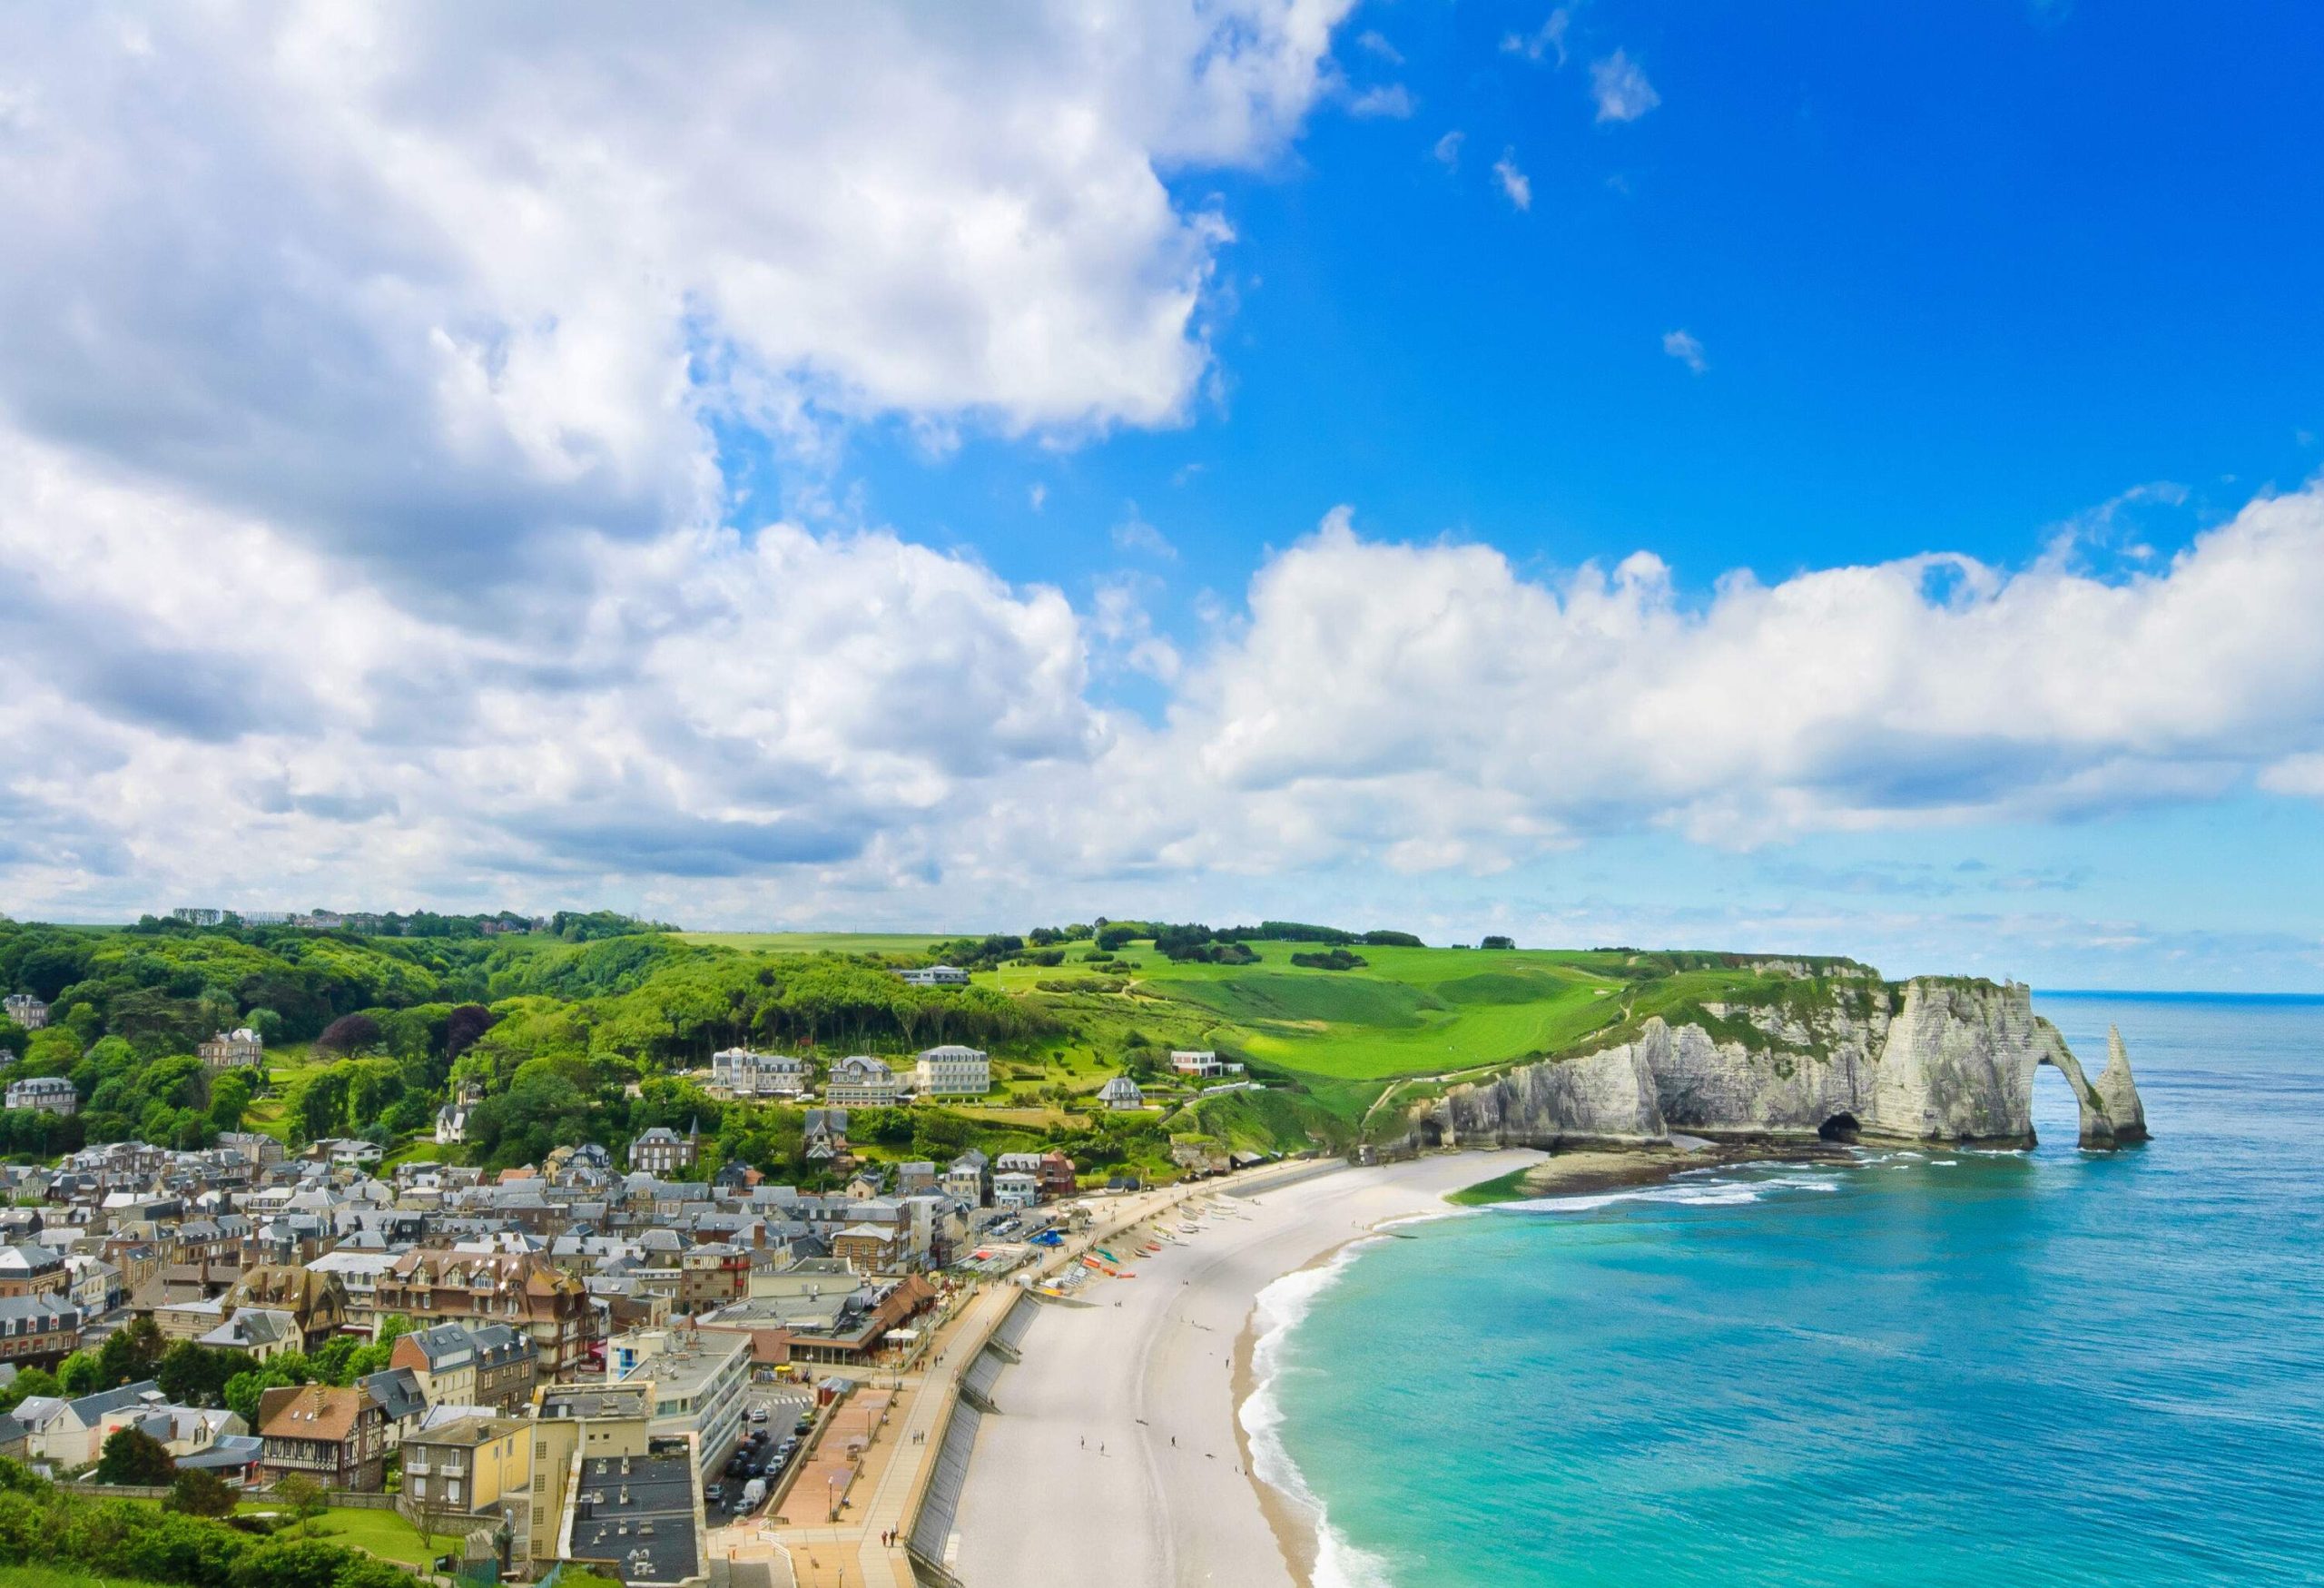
0, 910, 1890, 1186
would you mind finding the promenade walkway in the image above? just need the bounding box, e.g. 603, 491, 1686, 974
732, 1169, 1288, 1588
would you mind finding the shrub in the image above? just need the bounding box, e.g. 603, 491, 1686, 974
164, 1468, 238, 1518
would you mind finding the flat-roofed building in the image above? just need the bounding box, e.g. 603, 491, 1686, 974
913, 1044, 990, 1098
556, 1445, 706, 1588
528, 1383, 654, 1567
605, 1327, 751, 1475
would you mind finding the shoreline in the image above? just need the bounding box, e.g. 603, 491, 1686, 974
945, 1142, 1837, 1588
1229, 1140, 1856, 1586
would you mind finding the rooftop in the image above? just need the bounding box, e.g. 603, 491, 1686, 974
566, 1449, 700, 1587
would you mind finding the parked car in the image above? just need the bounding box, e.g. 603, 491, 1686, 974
749, 1406, 769, 1423
706, 1484, 725, 1504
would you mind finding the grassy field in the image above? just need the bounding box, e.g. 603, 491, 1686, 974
984, 940, 1634, 1084
677, 931, 962, 956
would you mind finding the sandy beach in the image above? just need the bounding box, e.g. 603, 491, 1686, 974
945, 1149, 1541, 1587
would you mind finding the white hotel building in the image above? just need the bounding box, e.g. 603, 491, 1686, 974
913, 1045, 990, 1099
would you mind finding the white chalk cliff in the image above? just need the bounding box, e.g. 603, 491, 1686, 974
1416, 977, 2149, 1152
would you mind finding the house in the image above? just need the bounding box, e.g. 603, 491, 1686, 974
0, 1293, 83, 1365
1, 995, 45, 1031
357, 1366, 430, 1447
995, 1151, 1076, 1200
216, 1132, 285, 1168
389, 1321, 537, 1413
401, 1413, 532, 1520
257, 1382, 386, 1490
306, 1250, 398, 1331
708, 1048, 812, 1099
677, 1244, 751, 1313
15, 1378, 162, 1465
174, 1433, 264, 1485
116, 1404, 246, 1458
434, 1103, 471, 1145
831, 1224, 902, 1274
824, 1056, 899, 1106
373, 1249, 602, 1379
4, 1079, 75, 1116
895, 964, 970, 988
628, 1123, 699, 1175
913, 1044, 990, 1098
224, 1263, 350, 1350
1169, 1050, 1225, 1079
992, 1171, 1039, 1209
1097, 1076, 1144, 1110
803, 1109, 850, 1162
943, 1150, 989, 1207
62, 1254, 118, 1313
198, 1307, 301, 1361
196, 1028, 265, 1070
0, 1243, 65, 1298
895, 1161, 938, 1195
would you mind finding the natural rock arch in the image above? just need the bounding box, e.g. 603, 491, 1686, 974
2033, 1021, 2151, 1149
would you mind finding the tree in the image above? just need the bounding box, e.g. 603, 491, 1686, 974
55, 1351, 103, 1396
163, 1466, 238, 1517
159, 1341, 256, 1406
397, 1485, 463, 1564
314, 1013, 381, 1056
0, 1366, 56, 1414
442, 1003, 496, 1061
99, 1316, 165, 1385
1480, 934, 1516, 951
274, 1472, 328, 1535
95, 1425, 176, 1485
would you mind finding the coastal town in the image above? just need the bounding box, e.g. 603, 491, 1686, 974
0, 939, 1315, 1588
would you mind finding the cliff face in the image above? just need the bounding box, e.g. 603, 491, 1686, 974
1414, 976, 2150, 1152
1429, 1037, 1666, 1149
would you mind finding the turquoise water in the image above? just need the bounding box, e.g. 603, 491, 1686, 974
1260, 995, 2324, 1586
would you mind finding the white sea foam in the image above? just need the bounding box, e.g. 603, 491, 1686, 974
1242, 1241, 1402, 1588
1497, 1170, 1842, 1215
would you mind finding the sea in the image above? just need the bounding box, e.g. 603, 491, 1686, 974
1246, 993, 2324, 1587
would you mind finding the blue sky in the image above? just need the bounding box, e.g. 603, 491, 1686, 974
3, 2, 2322, 988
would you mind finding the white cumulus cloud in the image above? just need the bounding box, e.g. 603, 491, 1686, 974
0, 0, 1355, 584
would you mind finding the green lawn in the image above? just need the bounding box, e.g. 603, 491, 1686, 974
239, 1503, 449, 1567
